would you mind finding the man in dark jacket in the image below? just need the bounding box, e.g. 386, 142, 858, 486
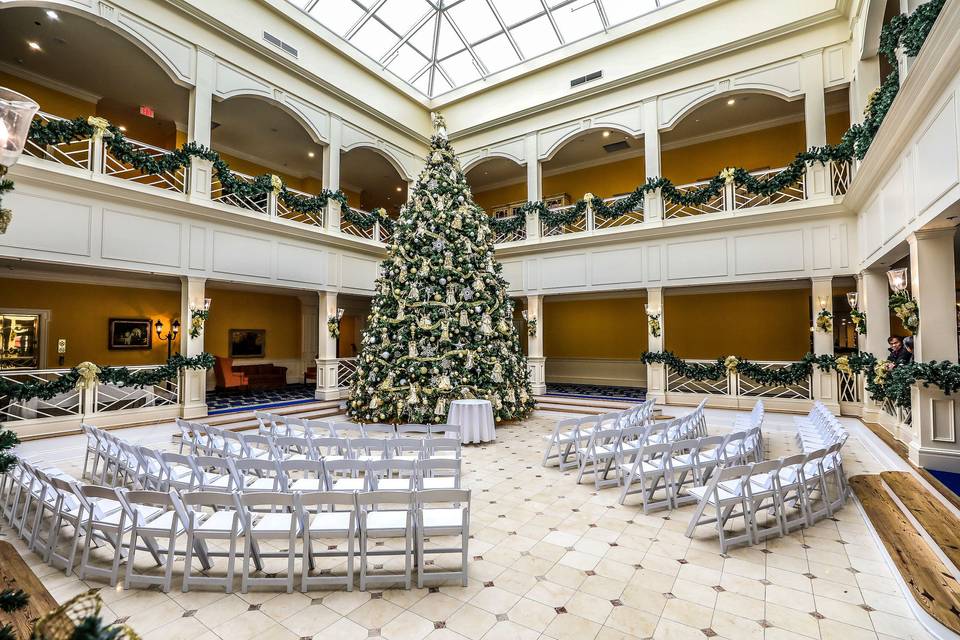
887, 336, 912, 364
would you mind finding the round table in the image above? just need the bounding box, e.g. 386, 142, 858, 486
446, 399, 496, 444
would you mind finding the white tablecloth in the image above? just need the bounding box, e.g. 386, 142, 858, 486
446, 399, 496, 444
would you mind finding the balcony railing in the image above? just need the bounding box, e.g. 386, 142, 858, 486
340, 210, 393, 243
23, 112, 92, 170
337, 358, 358, 388
492, 216, 526, 244
542, 204, 587, 237
1, 369, 82, 422
664, 180, 727, 219
666, 359, 812, 400
93, 367, 180, 413
277, 187, 324, 228
594, 195, 645, 230
211, 171, 268, 214
103, 138, 186, 193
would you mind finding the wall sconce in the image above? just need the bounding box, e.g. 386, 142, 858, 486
155, 318, 180, 359
328, 308, 345, 338
645, 304, 662, 338
521, 310, 537, 337
846, 291, 859, 309
0, 87, 40, 233
189, 298, 212, 338
817, 296, 828, 311
887, 267, 908, 292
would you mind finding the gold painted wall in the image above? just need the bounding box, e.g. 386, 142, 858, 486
0, 278, 180, 368
544, 297, 649, 358
204, 288, 302, 361
664, 289, 811, 360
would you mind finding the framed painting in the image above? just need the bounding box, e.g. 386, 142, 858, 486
108, 318, 153, 350
228, 329, 266, 358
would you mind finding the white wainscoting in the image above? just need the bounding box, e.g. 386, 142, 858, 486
545, 357, 647, 388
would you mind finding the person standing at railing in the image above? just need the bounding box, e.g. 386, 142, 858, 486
886, 336, 912, 365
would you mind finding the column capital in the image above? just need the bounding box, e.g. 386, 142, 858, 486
810, 275, 834, 284
910, 226, 957, 242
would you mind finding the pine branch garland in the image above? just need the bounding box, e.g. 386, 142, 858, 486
0, 589, 28, 614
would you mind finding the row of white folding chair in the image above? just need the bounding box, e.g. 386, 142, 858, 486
616, 426, 764, 510
734, 400, 765, 431
684, 441, 848, 552
542, 398, 661, 471
794, 402, 846, 453
253, 414, 462, 440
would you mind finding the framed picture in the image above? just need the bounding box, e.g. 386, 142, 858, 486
108, 318, 153, 350
228, 329, 266, 358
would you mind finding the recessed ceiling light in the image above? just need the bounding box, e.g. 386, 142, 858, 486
602, 131, 610, 138
118, 125, 127, 132
45, 10, 59, 19
307, 151, 315, 158
27, 41, 41, 51
726, 98, 736, 105
396, 186, 402, 192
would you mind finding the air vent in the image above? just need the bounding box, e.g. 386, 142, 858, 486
570, 70, 602, 88
603, 140, 630, 153
263, 31, 299, 58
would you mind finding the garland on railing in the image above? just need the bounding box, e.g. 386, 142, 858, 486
0, 353, 214, 403
341, 205, 396, 232
487, 212, 527, 236
489, 0, 945, 230
641, 348, 960, 409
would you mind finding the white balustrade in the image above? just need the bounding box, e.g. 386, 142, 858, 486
594, 195, 645, 230
0, 369, 82, 422
492, 216, 526, 244
663, 180, 727, 219
838, 369, 862, 403
22, 112, 92, 170
541, 204, 587, 237
103, 138, 186, 193
666, 360, 732, 395
337, 358, 358, 388
340, 209, 377, 240
665, 358, 812, 400
93, 366, 180, 413
276, 187, 324, 227
830, 159, 852, 196
211, 171, 269, 214
733, 169, 804, 210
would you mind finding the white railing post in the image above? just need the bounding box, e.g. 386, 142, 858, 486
267, 191, 279, 218
91, 137, 104, 178
82, 383, 97, 418
723, 183, 735, 212
645, 188, 663, 223
585, 199, 595, 232
374, 221, 382, 243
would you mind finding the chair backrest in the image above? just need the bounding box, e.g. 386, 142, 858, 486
254, 411, 277, 435
362, 423, 396, 437
275, 435, 316, 459
711, 464, 752, 494
349, 438, 388, 457
356, 490, 414, 509
417, 458, 461, 487
430, 423, 460, 437
641, 441, 673, 466
279, 458, 325, 481
390, 437, 423, 457
159, 452, 197, 486
175, 418, 194, 442
76, 483, 124, 521
313, 437, 349, 458
180, 490, 237, 510
322, 458, 368, 477
303, 419, 335, 438
397, 423, 430, 436
332, 421, 363, 438
424, 437, 460, 458
596, 412, 620, 430
416, 488, 471, 508
229, 457, 284, 490
238, 491, 296, 510
296, 490, 357, 513
119, 489, 178, 525
368, 459, 416, 490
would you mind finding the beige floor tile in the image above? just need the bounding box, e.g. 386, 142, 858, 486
764, 602, 821, 639
381, 610, 436, 640
409, 592, 466, 622
604, 605, 659, 638
506, 597, 557, 632
660, 597, 714, 630
445, 604, 497, 640
280, 603, 341, 636
347, 598, 405, 629
564, 591, 613, 624
543, 613, 602, 640
817, 619, 879, 640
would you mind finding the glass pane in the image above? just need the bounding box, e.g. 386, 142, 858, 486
307, 0, 363, 35
551, 1, 603, 41
490, 0, 543, 25
376, 0, 433, 36
436, 15, 466, 58
351, 19, 399, 59
600, 0, 659, 24
473, 33, 520, 73
511, 15, 560, 58
447, 0, 502, 44
440, 50, 482, 85
387, 44, 429, 80
432, 71, 453, 95
408, 18, 438, 57
0, 314, 41, 370
411, 71, 431, 94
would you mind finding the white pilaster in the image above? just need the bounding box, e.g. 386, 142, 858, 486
642, 98, 663, 221
524, 133, 541, 240
801, 51, 830, 199
850, 57, 881, 126
299, 293, 320, 384
859, 269, 892, 422
526, 294, 546, 395
811, 276, 840, 414
180, 276, 208, 418
645, 287, 666, 404
908, 228, 960, 470
324, 116, 343, 232
187, 48, 215, 201
316, 290, 341, 400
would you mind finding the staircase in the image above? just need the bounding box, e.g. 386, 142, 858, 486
533, 394, 664, 418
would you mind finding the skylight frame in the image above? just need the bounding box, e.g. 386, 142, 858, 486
293, 0, 679, 98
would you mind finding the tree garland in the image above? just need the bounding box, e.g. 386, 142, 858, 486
0, 353, 214, 403
487, 213, 526, 236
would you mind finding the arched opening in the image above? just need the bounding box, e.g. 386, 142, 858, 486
340, 146, 408, 215
211, 96, 326, 202
541, 129, 645, 203
0, 6, 189, 163
464, 157, 526, 218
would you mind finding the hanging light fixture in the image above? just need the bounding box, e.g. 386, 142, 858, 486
0, 87, 39, 173
521, 310, 528, 321
203, 298, 212, 311
846, 291, 859, 309
887, 267, 909, 292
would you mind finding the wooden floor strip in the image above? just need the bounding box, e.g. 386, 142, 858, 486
850, 475, 960, 635
0, 541, 58, 639
881, 471, 960, 572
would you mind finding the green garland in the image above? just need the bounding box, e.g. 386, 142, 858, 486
341, 205, 397, 232
0, 353, 214, 403
889, 290, 919, 333
850, 308, 867, 335
487, 212, 527, 237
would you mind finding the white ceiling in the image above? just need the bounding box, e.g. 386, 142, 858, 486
284, 0, 682, 98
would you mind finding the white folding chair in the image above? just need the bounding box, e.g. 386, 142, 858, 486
357, 490, 414, 591
229, 458, 285, 492
685, 464, 753, 552
323, 459, 371, 492
390, 437, 424, 462
41, 476, 86, 572
431, 424, 461, 439
416, 489, 470, 587
576, 426, 621, 490
119, 489, 186, 592
618, 442, 672, 512
191, 455, 240, 491
368, 459, 417, 491
281, 459, 326, 492
417, 458, 461, 490
303, 419, 336, 438
744, 459, 785, 543
396, 424, 431, 437
362, 423, 396, 438
297, 491, 358, 591
541, 418, 581, 470
237, 492, 301, 593
76, 485, 155, 586
181, 490, 243, 592
424, 437, 461, 461
349, 437, 389, 462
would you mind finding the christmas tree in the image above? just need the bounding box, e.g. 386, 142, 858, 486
347, 113, 535, 424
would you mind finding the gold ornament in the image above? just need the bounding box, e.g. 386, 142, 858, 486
75, 361, 101, 391
720, 167, 736, 184
269, 174, 283, 194
87, 116, 111, 141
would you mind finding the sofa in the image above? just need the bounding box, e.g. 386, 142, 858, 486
214, 356, 288, 390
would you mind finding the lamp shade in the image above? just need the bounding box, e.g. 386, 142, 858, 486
521, 310, 528, 321
203, 298, 212, 311
154, 319, 163, 337
171, 319, 180, 336
846, 291, 859, 309
0, 87, 39, 168
336, 308, 345, 320
887, 268, 908, 292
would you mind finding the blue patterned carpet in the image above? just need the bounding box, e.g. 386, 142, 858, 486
929, 469, 960, 500
545, 382, 646, 402
205, 383, 318, 414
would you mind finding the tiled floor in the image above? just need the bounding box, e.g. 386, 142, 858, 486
3, 409, 933, 640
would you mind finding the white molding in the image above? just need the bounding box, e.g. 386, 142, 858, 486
1, 266, 180, 291
211, 142, 320, 181
0, 61, 102, 105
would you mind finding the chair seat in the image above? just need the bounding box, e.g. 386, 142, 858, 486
202, 473, 233, 489
392, 454, 421, 462
376, 479, 414, 490
671, 453, 697, 469
689, 485, 743, 504
245, 478, 280, 491
422, 507, 465, 529
619, 461, 663, 475
138, 510, 185, 535
366, 510, 410, 531
308, 511, 352, 533
428, 451, 459, 460
288, 478, 324, 491
331, 478, 366, 491
420, 477, 456, 489
252, 513, 299, 534
198, 510, 239, 533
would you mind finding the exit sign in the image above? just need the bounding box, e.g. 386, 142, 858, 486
139, 105, 155, 118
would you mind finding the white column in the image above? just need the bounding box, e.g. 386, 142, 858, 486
908, 228, 960, 471
524, 133, 541, 241
642, 98, 663, 221
187, 48, 216, 201
850, 57, 881, 127
180, 276, 208, 418
315, 290, 341, 400
859, 269, 892, 422
811, 276, 840, 414
299, 293, 319, 384
526, 294, 546, 395
645, 287, 666, 405
801, 50, 830, 199
323, 116, 342, 232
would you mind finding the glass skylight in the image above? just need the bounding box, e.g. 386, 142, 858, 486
288, 0, 682, 98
